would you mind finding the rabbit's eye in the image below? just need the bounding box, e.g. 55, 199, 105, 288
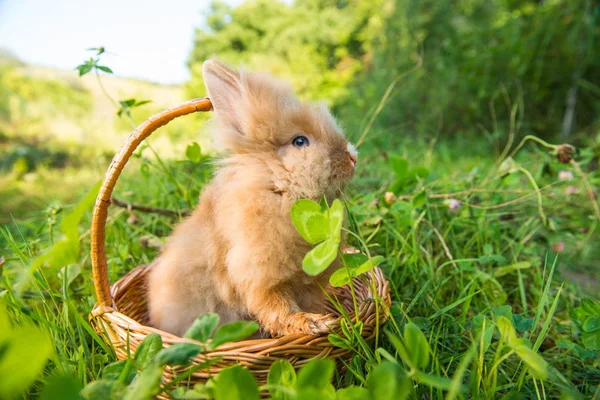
292, 136, 309, 148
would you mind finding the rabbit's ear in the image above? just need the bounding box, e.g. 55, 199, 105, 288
203, 59, 244, 133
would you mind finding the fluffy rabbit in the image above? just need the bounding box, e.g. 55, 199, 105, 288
147, 60, 358, 337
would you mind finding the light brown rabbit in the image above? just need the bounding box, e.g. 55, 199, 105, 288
147, 59, 358, 337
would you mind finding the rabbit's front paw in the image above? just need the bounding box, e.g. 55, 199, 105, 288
290, 312, 338, 335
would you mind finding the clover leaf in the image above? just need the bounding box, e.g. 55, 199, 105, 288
291, 199, 345, 276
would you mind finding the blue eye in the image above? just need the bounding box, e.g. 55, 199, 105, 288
292, 136, 309, 147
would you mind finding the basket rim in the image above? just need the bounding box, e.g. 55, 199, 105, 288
90, 97, 213, 307
91, 264, 391, 352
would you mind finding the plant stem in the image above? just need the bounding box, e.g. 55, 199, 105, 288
509, 135, 557, 159
111, 197, 189, 218
94, 69, 136, 129
516, 166, 547, 226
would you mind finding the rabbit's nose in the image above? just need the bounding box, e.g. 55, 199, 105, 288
348, 153, 357, 167
346, 142, 358, 167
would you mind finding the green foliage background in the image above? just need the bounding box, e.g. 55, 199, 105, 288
188, 0, 600, 144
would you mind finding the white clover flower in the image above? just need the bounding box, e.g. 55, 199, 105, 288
558, 170, 573, 181
447, 199, 462, 213
565, 185, 579, 195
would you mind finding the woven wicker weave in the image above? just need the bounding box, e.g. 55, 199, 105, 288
89, 97, 391, 387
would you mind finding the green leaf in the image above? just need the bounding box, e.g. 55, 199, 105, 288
184, 313, 220, 342
0, 322, 54, 399
496, 316, 518, 346
133, 100, 151, 107
354, 255, 384, 275
102, 360, 135, 384
477, 254, 507, 265
557, 339, 576, 350
409, 166, 429, 180
376, 348, 398, 364
170, 387, 207, 399
76, 63, 93, 76
582, 299, 600, 315
341, 253, 368, 269
389, 156, 409, 183
493, 305, 513, 323
493, 262, 531, 278
367, 362, 410, 400
413, 370, 453, 390
213, 365, 259, 400
297, 359, 335, 390
267, 360, 297, 400
514, 344, 548, 380
155, 343, 202, 366
329, 267, 353, 287
572, 309, 588, 330
335, 386, 370, 400
404, 322, 431, 369
210, 320, 259, 349
86, 47, 105, 55
330, 255, 383, 287
411, 189, 427, 208
302, 239, 338, 276
558, 339, 597, 359
185, 142, 202, 164
297, 386, 335, 400
40, 373, 83, 400
96, 65, 113, 74
582, 316, 600, 333
120, 99, 136, 107
340, 319, 352, 339
386, 331, 413, 370
134, 333, 163, 369
513, 315, 533, 333
81, 380, 126, 400
354, 321, 363, 336
328, 334, 352, 349
582, 332, 600, 350
328, 199, 344, 241
483, 244, 494, 255
123, 362, 164, 400
291, 199, 329, 244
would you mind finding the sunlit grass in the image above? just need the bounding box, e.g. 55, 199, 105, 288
2, 133, 599, 398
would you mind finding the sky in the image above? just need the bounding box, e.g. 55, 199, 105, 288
0, 0, 245, 84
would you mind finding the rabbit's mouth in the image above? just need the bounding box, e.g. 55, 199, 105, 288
330, 145, 357, 183
349, 154, 357, 168
347, 142, 358, 168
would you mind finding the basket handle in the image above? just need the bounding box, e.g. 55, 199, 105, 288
90, 97, 213, 306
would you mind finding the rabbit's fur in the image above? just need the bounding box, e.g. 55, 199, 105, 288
147, 60, 358, 337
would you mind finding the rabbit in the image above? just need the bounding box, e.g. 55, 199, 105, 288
147, 59, 358, 338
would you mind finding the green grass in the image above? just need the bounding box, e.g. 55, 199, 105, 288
1, 129, 600, 398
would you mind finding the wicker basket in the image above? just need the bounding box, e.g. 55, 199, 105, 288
89, 97, 391, 388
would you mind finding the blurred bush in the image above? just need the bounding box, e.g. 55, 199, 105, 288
189, 0, 600, 146
339, 0, 600, 146
187, 0, 385, 103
